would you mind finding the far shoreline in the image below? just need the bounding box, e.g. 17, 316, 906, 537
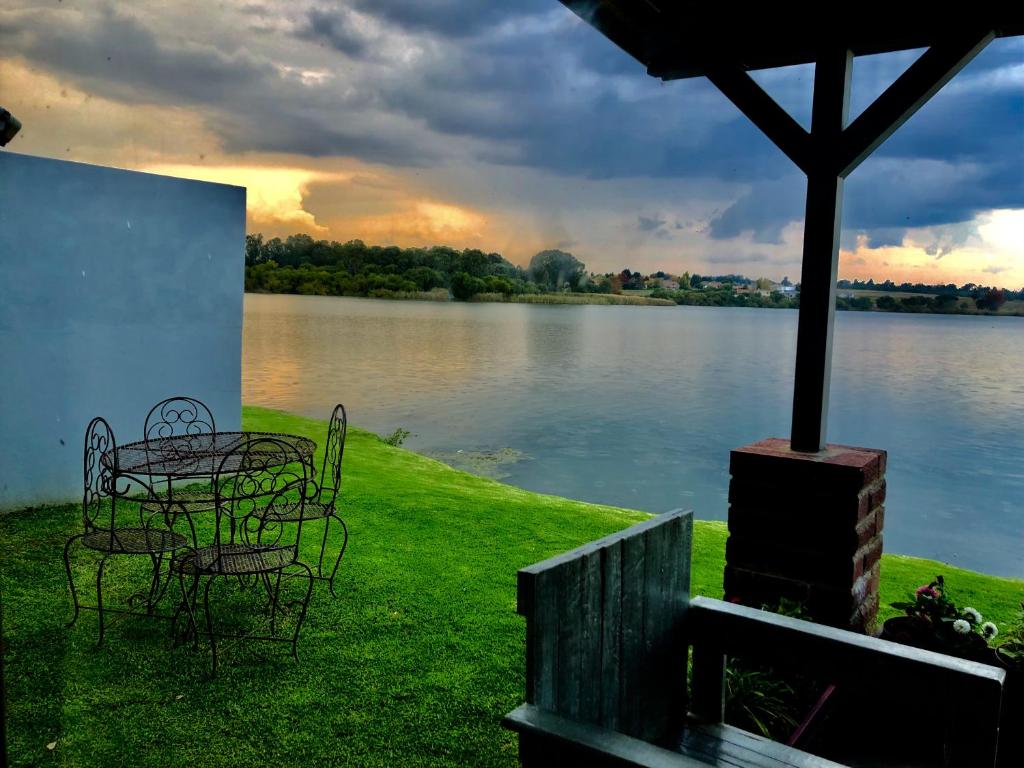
245, 288, 675, 307
244, 289, 1024, 316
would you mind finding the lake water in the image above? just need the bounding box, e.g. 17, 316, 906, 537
243, 293, 1024, 578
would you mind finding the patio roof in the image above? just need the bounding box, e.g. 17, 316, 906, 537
561, 0, 1023, 452
562, 2, 1024, 79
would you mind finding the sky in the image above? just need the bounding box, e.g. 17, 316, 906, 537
1, 1, 1022, 285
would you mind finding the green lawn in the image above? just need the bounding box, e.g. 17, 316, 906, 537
1, 406, 1021, 767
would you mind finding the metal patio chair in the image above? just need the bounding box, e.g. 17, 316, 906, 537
175, 436, 315, 675
63, 417, 189, 645
259, 404, 350, 596
141, 396, 219, 524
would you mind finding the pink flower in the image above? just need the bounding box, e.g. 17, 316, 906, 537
916, 585, 938, 599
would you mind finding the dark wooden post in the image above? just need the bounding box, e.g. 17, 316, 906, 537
790, 48, 851, 452
706, 33, 995, 452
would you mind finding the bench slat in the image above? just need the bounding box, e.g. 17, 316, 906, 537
505, 704, 848, 768
680, 721, 848, 768
505, 704, 715, 768
518, 509, 694, 744
600, 534, 623, 731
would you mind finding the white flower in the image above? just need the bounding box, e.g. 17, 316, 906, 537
982, 622, 998, 639
962, 607, 982, 624
952, 619, 971, 635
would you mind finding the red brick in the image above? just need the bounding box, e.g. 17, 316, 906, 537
730, 439, 886, 496
727, 541, 884, 590
868, 480, 887, 509
726, 439, 887, 633
854, 510, 879, 549
724, 565, 811, 607
855, 535, 884, 578
858, 560, 882, 602
728, 479, 874, 523
848, 591, 881, 633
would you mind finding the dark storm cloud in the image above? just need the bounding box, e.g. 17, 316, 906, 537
635, 214, 673, 240
4, 4, 452, 166
707, 41, 1024, 240
9, 1, 1021, 243
296, 8, 369, 57
348, 0, 552, 38
856, 228, 906, 249
707, 177, 805, 242
637, 215, 666, 232
14, 6, 273, 107
705, 252, 770, 264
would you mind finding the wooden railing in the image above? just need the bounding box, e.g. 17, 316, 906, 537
504, 509, 1005, 768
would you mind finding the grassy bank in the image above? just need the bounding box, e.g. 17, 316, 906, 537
470, 292, 675, 306
2, 406, 1021, 767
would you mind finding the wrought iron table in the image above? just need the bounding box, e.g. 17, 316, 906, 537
105, 431, 317, 481
98, 431, 318, 641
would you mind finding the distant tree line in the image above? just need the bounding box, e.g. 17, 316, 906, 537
244, 233, 1019, 315
648, 285, 799, 309
837, 278, 1023, 301
839, 289, 1014, 314
244, 235, 592, 300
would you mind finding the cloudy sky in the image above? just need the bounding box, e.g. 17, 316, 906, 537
2, 1, 1022, 284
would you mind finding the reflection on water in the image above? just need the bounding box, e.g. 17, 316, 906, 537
243, 293, 1024, 577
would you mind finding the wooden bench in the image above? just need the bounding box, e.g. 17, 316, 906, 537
503, 510, 1005, 767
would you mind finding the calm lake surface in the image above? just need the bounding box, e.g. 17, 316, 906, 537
243, 293, 1024, 578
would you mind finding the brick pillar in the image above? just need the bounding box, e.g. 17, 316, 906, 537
724, 438, 886, 633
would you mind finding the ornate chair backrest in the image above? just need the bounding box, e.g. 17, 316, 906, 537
212, 437, 308, 571
143, 396, 217, 477
83, 416, 117, 539
317, 404, 347, 506
144, 396, 216, 440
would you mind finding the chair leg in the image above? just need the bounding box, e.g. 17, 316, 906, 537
202, 577, 218, 677
175, 564, 200, 650
150, 550, 177, 609
290, 562, 315, 662
176, 508, 199, 550
317, 516, 331, 579
63, 534, 84, 628
145, 553, 163, 614
270, 571, 283, 636
326, 515, 349, 598
95, 554, 110, 647
259, 573, 275, 611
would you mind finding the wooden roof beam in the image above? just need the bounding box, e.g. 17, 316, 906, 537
838, 30, 995, 177
706, 65, 811, 173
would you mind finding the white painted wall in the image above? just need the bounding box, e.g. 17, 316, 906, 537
0, 152, 245, 508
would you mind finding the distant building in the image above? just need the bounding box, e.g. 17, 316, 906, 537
701, 280, 723, 289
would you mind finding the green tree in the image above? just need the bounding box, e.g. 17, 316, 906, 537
405, 266, 443, 291
528, 250, 586, 291
245, 233, 265, 266
976, 288, 1006, 312
450, 272, 485, 300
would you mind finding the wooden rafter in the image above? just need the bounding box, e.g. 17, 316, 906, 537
838, 29, 996, 177
705, 66, 811, 173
